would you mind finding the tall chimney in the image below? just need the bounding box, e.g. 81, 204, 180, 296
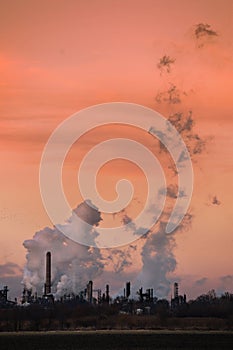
87, 280, 93, 303
174, 282, 179, 299
106, 284, 110, 304
126, 282, 131, 298
44, 251, 51, 295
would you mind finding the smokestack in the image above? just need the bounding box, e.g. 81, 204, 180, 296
174, 282, 179, 299
106, 284, 110, 304
126, 282, 131, 298
44, 251, 51, 295
87, 280, 93, 303
3, 286, 9, 302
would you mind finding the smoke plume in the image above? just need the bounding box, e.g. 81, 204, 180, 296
22, 23, 219, 300
135, 24, 215, 297
139, 224, 176, 297
22, 200, 104, 297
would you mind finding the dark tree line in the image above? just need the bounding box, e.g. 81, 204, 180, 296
0, 291, 232, 331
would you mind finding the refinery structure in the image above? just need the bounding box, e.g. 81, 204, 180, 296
0, 250, 232, 333
0, 251, 187, 313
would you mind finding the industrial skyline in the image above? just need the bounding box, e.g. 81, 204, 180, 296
0, 250, 209, 314
0, 251, 231, 311
0, 0, 232, 305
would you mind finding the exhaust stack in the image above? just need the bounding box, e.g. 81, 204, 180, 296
44, 251, 51, 295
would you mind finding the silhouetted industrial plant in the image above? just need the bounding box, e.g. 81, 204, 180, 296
0, 252, 232, 331
16, 252, 187, 310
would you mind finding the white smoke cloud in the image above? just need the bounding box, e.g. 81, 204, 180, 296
22, 23, 219, 301
134, 25, 217, 298
22, 201, 104, 298
138, 224, 177, 297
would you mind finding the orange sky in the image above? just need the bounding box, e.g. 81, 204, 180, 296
0, 0, 233, 298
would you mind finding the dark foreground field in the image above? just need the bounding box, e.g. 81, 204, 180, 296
0, 331, 232, 350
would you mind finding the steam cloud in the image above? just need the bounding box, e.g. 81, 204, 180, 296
139, 223, 177, 297
135, 24, 217, 296
22, 23, 220, 299
22, 201, 104, 297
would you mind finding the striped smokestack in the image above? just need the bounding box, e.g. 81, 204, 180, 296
44, 251, 51, 295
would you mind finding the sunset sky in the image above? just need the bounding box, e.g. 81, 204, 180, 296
0, 0, 232, 299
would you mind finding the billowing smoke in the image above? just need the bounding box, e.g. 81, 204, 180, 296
123, 207, 192, 298
133, 25, 216, 297
22, 23, 220, 300
106, 245, 137, 274
138, 223, 176, 297
22, 200, 104, 298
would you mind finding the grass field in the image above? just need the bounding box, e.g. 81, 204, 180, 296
0, 330, 233, 350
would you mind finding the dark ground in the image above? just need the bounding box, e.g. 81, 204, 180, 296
0, 330, 233, 350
